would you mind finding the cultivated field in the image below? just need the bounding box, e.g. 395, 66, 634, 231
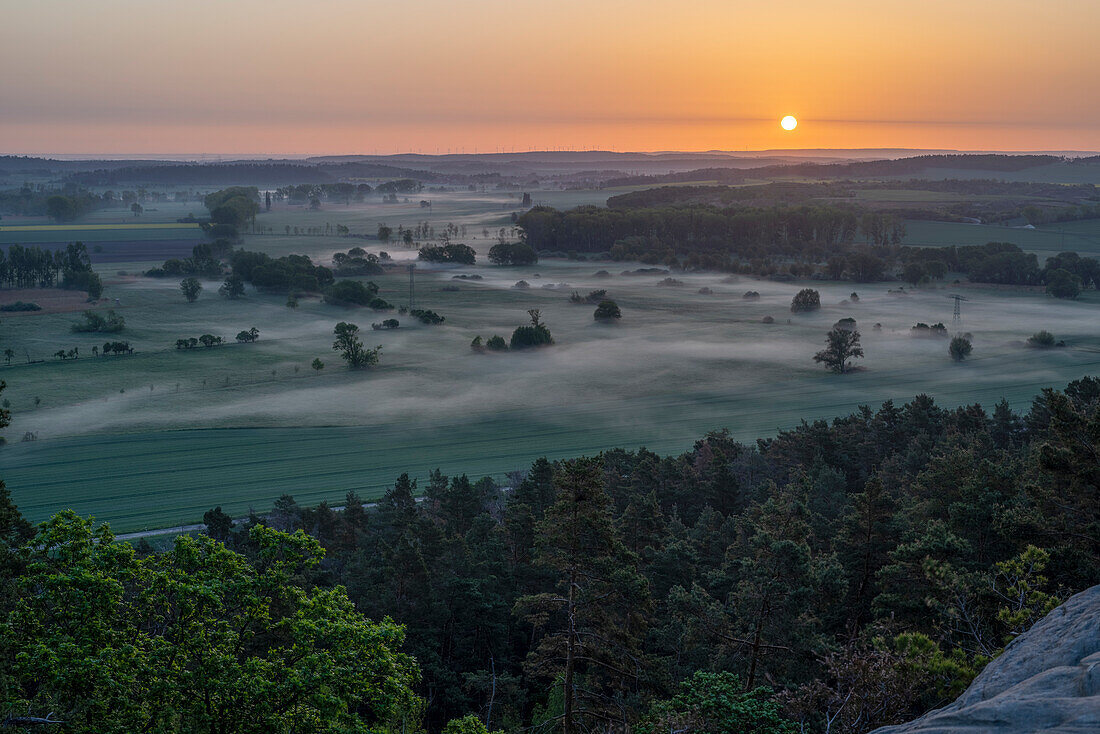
2, 191, 1100, 532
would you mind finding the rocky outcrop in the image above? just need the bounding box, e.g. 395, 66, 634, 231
872, 585, 1100, 734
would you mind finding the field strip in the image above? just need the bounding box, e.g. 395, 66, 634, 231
0, 223, 200, 232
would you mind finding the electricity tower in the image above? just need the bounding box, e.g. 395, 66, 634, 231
948, 293, 969, 321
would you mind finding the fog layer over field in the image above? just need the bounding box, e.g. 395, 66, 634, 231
7, 264, 1099, 443
3, 191, 1100, 530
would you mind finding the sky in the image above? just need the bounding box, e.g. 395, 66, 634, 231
2, 0, 1099, 156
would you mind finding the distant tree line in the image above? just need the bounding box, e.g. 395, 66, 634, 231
0, 242, 101, 298
0, 185, 112, 220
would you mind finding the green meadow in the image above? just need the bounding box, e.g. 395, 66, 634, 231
3, 191, 1100, 532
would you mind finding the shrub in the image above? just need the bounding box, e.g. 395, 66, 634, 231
949, 336, 973, 361
486, 335, 508, 351
324, 280, 380, 307
790, 288, 821, 312
743, 291, 761, 300
513, 280, 530, 289
372, 319, 399, 330
410, 309, 445, 325
1028, 330, 1057, 348
0, 302, 41, 312
593, 299, 622, 321
71, 309, 125, 333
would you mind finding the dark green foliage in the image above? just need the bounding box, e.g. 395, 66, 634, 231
814, 327, 863, 373
637, 672, 795, 734
372, 319, 400, 330
100, 341, 131, 355
71, 309, 124, 333
418, 244, 476, 264
1044, 267, 1081, 299
509, 325, 553, 349
204, 186, 260, 229
229, 250, 333, 293
0, 514, 418, 732
332, 322, 381, 368
0, 302, 41, 312
219, 273, 246, 299
593, 299, 622, 320
790, 288, 820, 313
949, 336, 973, 361
324, 279, 380, 307
180, 277, 202, 303
235, 327, 260, 343
0, 242, 92, 289
410, 308, 445, 324
911, 322, 949, 337
485, 335, 507, 350
488, 242, 538, 265
1028, 330, 1057, 347
332, 250, 384, 276
12, 378, 1096, 731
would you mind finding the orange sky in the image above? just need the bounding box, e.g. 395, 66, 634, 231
3, 0, 1099, 155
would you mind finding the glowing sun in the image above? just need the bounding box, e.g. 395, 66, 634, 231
780, 115, 798, 131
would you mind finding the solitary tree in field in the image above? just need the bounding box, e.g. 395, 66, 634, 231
3, 349, 13, 365
311, 358, 325, 371
949, 336, 973, 362
790, 288, 821, 313
814, 327, 864, 374
593, 299, 622, 321
180, 277, 202, 303
332, 322, 381, 369
130, 202, 143, 217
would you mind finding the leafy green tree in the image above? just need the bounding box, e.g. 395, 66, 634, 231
332, 322, 381, 369
637, 672, 795, 734
790, 288, 821, 313
593, 299, 622, 321
488, 242, 538, 266
311, 358, 325, 370
46, 195, 78, 222
202, 505, 234, 541
949, 336, 972, 361
814, 327, 864, 373
0, 513, 420, 732
219, 273, 246, 299
1044, 267, 1081, 299
1028, 330, 1057, 347
180, 276, 202, 303
515, 458, 653, 734
443, 714, 503, 734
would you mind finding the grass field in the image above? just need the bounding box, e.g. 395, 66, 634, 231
902, 218, 1100, 260
3, 190, 1100, 532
